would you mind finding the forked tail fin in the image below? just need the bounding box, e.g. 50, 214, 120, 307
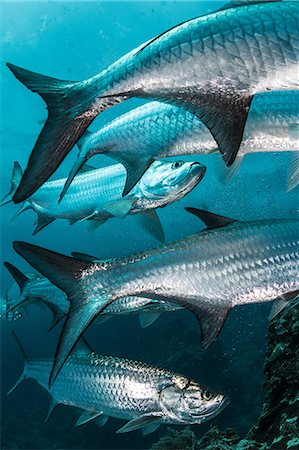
7, 332, 29, 395
4, 261, 29, 292
13, 241, 114, 387
6, 63, 123, 203
0, 162, 23, 207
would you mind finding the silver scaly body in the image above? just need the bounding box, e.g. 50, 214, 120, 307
12, 159, 205, 239
9, 346, 228, 434
2, 267, 181, 328
12, 213, 298, 384
8, 1, 299, 202
75, 91, 299, 174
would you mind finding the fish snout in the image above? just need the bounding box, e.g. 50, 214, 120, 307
190, 162, 206, 182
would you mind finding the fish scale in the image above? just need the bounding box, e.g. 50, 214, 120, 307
10, 350, 227, 433
63, 90, 299, 202
7, 1, 299, 202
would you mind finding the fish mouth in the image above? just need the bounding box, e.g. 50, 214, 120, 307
189, 162, 206, 183
205, 396, 230, 420
190, 395, 230, 422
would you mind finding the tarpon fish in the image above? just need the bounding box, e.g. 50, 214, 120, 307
13, 209, 299, 386
9, 335, 228, 434
62, 91, 299, 199
2, 261, 182, 329
7, 0, 299, 202
1, 160, 205, 241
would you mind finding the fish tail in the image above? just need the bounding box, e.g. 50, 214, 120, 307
0, 161, 23, 207
6, 63, 102, 203
13, 241, 113, 387
4, 261, 29, 292
7, 332, 29, 395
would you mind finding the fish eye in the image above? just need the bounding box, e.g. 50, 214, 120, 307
171, 161, 184, 169
203, 391, 213, 401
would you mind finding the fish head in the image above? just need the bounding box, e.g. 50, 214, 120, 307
134, 160, 206, 203
159, 376, 229, 424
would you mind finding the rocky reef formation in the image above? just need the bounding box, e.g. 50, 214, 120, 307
150, 300, 299, 450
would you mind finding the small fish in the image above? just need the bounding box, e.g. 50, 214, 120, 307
6, 0, 299, 202
62, 92, 299, 199
13, 209, 299, 386
2, 261, 182, 329
1, 160, 205, 242
9, 334, 229, 434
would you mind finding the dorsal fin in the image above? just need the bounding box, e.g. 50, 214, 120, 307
71, 252, 99, 263
185, 208, 236, 229
4, 262, 29, 292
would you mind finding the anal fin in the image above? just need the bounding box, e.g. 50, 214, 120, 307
174, 92, 253, 166
33, 212, 55, 235
190, 303, 230, 349
111, 154, 154, 197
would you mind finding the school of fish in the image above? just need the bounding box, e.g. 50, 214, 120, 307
2, 0, 299, 439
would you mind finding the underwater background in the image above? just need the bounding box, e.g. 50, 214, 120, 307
0, 1, 298, 449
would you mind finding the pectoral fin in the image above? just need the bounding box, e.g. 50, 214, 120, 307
116, 414, 162, 434
103, 198, 135, 217
139, 312, 161, 328
75, 410, 103, 427
137, 210, 165, 242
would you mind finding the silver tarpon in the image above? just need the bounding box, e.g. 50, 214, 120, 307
13, 209, 299, 386
2, 261, 182, 329
7, 0, 299, 202
9, 335, 228, 434
1, 160, 205, 241
62, 91, 299, 199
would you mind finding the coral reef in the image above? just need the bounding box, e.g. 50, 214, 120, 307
150, 301, 299, 450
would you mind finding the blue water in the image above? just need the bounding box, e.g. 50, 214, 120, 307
0, 1, 298, 449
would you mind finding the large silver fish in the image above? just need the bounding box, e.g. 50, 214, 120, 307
1, 159, 205, 241
7, 0, 299, 202
2, 261, 182, 329
62, 91, 299, 199
9, 335, 228, 434
13, 209, 299, 386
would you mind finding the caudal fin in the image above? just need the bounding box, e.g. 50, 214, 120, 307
7, 332, 28, 395
13, 242, 113, 387
6, 63, 100, 203
0, 162, 23, 207
4, 261, 29, 292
